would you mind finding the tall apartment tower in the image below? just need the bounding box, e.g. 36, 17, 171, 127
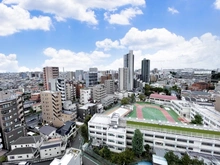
85, 72, 98, 87
119, 68, 128, 91
141, 58, 150, 83
0, 91, 25, 150
105, 80, 115, 94
41, 91, 64, 127
43, 67, 59, 90
124, 50, 134, 91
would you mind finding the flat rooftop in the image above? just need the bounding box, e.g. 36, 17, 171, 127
192, 103, 220, 123
107, 107, 131, 117
127, 119, 220, 138
89, 114, 110, 125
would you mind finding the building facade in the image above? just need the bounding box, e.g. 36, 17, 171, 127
80, 89, 91, 105
43, 67, 59, 90
85, 72, 98, 87
92, 84, 107, 103
141, 58, 150, 83
124, 50, 134, 91
41, 91, 64, 127
105, 80, 115, 94
0, 91, 25, 150
119, 68, 128, 91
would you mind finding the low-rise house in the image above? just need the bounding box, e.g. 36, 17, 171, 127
11, 136, 43, 150
40, 138, 64, 159
56, 121, 76, 139
7, 147, 38, 161
39, 126, 60, 139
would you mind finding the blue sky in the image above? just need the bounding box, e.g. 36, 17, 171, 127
0, 0, 220, 72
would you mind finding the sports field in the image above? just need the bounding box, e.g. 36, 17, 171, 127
127, 102, 182, 123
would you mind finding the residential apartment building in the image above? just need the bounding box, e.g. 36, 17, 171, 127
92, 84, 107, 102
85, 72, 98, 87
88, 114, 220, 157
43, 67, 59, 90
78, 103, 97, 120
124, 50, 134, 91
75, 70, 84, 81
141, 58, 150, 83
105, 80, 115, 94
41, 91, 64, 127
0, 91, 25, 150
80, 89, 91, 105
119, 68, 128, 91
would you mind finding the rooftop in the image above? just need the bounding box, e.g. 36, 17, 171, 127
127, 119, 220, 138
7, 147, 37, 155
12, 136, 42, 145
150, 93, 177, 100
39, 125, 57, 136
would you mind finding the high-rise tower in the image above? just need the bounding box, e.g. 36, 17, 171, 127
141, 58, 150, 83
124, 50, 134, 91
43, 67, 59, 90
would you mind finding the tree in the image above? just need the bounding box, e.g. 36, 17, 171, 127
81, 124, 88, 142
139, 94, 146, 101
180, 153, 191, 165
130, 94, 136, 103
164, 151, 180, 165
99, 146, 111, 159
84, 115, 92, 126
190, 114, 203, 125
132, 129, 143, 157
121, 97, 130, 105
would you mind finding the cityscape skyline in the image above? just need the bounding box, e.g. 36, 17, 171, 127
0, 0, 220, 72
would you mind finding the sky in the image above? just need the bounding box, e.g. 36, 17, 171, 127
0, 0, 220, 72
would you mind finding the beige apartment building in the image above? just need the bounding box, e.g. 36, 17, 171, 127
41, 91, 76, 127
43, 67, 59, 90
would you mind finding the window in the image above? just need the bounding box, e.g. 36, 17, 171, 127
166, 137, 175, 141
189, 140, 194, 144
10, 156, 14, 159
201, 149, 211, 153
202, 142, 212, 146
155, 135, 164, 139
177, 139, 187, 143
165, 143, 175, 147
215, 144, 220, 148
18, 156, 22, 158
177, 145, 186, 149
145, 140, 153, 144
214, 151, 220, 155
145, 134, 153, 137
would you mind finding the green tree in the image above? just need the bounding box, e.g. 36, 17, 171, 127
84, 115, 92, 126
139, 94, 146, 101
132, 129, 143, 157
180, 153, 191, 165
190, 114, 203, 125
121, 97, 130, 105
121, 148, 135, 165
164, 151, 180, 165
130, 94, 136, 103
99, 146, 111, 159
81, 124, 88, 142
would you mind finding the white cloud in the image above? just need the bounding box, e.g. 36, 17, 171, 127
0, 53, 31, 72
96, 28, 220, 70
168, 7, 179, 14
0, 3, 51, 36
120, 27, 185, 50
104, 7, 143, 25
2, 0, 145, 25
214, 0, 220, 9
42, 47, 111, 71
96, 39, 125, 51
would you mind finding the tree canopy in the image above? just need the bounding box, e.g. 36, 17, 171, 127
132, 129, 143, 157
190, 114, 203, 125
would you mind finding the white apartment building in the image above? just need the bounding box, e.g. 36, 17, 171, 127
80, 89, 91, 105
88, 114, 220, 157
119, 68, 128, 91
92, 84, 107, 102
50, 148, 82, 165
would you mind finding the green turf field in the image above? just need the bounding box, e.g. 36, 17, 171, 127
166, 108, 180, 122
142, 107, 167, 121
126, 102, 181, 123
127, 106, 137, 118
